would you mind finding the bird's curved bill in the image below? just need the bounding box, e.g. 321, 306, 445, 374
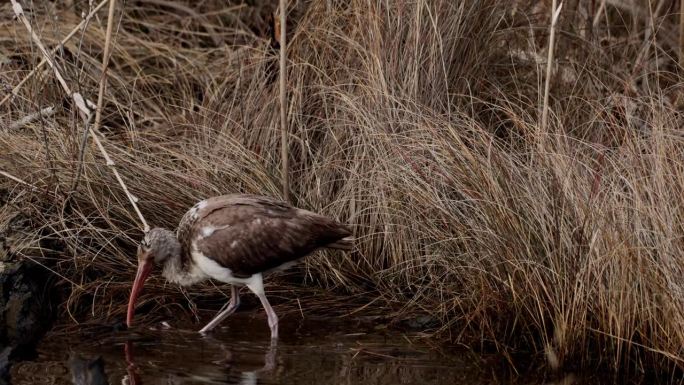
126, 259, 153, 327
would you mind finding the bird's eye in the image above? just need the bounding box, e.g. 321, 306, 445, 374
141, 239, 149, 248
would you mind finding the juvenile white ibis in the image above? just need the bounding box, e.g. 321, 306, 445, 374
126, 194, 352, 339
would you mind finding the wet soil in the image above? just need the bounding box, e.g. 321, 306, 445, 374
10, 312, 586, 385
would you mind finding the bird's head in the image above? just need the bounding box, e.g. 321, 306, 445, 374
126, 227, 179, 327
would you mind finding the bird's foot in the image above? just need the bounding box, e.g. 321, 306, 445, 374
199, 318, 223, 334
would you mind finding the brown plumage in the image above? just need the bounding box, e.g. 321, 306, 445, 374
178, 194, 351, 278
126, 194, 352, 340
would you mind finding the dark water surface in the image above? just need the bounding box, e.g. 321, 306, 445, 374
11, 312, 581, 385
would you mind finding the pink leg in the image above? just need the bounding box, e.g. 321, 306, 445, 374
246, 274, 278, 340
199, 285, 240, 334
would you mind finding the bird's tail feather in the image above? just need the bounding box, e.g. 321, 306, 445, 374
327, 236, 354, 251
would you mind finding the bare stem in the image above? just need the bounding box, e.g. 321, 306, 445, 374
540, 1, 563, 142
679, 0, 684, 68
94, 0, 117, 134
279, 0, 289, 202
592, 0, 606, 28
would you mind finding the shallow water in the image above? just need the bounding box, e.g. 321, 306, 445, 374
11, 312, 579, 385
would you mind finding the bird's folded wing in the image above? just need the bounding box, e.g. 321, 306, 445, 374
183, 194, 350, 278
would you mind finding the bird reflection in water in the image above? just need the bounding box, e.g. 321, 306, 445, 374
123, 341, 140, 385
121, 337, 278, 385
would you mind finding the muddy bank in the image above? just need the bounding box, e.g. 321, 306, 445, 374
0, 210, 56, 381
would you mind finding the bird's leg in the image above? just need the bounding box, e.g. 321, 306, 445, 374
259, 294, 279, 340
199, 285, 240, 334
262, 337, 278, 371
246, 274, 279, 340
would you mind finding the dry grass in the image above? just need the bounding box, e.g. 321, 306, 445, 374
2, 0, 684, 376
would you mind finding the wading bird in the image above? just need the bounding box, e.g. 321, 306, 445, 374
126, 194, 352, 339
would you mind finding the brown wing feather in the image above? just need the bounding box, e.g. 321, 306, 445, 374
178, 194, 351, 278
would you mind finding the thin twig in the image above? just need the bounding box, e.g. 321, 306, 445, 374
89, 115, 150, 232
679, 0, 684, 68
93, 0, 117, 139
279, 0, 289, 201
10, 0, 150, 233
592, 0, 605, 28
8, 106, 55, 130
540, 1, 563, 140
0, 0, 110, 108
0, 170, 37, 190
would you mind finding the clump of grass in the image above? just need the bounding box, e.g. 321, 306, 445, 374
2, 0, 684, 376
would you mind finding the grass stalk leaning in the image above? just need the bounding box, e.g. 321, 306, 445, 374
279, 0, 289, 202
0, 170, 37, 190
540, 1, 563, 142
680, 0, 684, 68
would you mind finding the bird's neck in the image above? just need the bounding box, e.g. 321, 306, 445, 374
161, 244, 206, 286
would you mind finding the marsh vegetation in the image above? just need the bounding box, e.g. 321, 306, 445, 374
2, 0, 684, 379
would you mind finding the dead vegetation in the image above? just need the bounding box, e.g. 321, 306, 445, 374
2, 0, 684, 376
